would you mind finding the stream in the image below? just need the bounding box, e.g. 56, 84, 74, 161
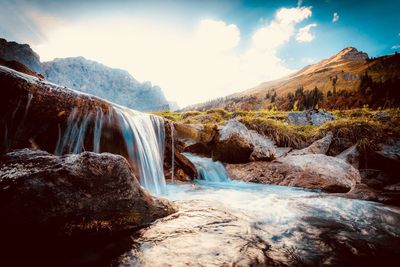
117, 154, 400, 266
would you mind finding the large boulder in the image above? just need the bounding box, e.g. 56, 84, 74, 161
288, 109, 335, 126
0, 149, 176, 266
227, 154, 361, 192
174, 123, 218, 144
0, 149, 176, 235
213, 119, 276, 163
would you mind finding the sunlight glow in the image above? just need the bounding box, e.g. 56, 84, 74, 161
30, 7, 314, 107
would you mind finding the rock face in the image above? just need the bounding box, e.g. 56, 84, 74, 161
0, 65, 126, 155
117, 200, 274, 266
164, 122, 198, 181
0, 38, 44, 74
377, 140, 400, 161
339, 47, 369, 62
43, 57, 169, 111
290, 132, 333, 155
337, 145, 360, 169
0, 65, 197, 186
0, 149, 176, 235
214, 119, 276, 163
288, 109, 335, 126
0, 38, 170, 112
227, 154, 361, 192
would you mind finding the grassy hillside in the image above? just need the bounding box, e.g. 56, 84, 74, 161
183, 48, 400, 111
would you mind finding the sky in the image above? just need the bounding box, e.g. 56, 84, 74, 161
0, 0, 399, 107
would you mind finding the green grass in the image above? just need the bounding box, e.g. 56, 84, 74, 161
155, 108, 400, 150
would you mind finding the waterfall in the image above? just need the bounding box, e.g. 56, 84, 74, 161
170, 122, 175, 183
183, 153, 230, 183
114, 106, 166, 195
55, 104, 166, 195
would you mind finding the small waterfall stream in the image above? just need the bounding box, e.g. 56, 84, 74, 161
183, 153, 230, 183
55, 104, 166, 195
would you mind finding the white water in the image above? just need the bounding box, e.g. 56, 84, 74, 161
114, 106, 166, 195
55, 105, 166, 195
165, 180, 400, 265
183, 153, 230, 182
161, 155, 400, 265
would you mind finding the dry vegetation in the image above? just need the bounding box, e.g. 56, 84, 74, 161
155, 108, 400, 150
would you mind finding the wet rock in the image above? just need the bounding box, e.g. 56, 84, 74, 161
290, 132, 333, 156
0, 65, 126, 155
0, 149, 176, 235
184, 142, 213, 157
336, 145, 360, 169
0, 59, 43, 79
227, 154, 361, 193
213, 133, 254, 163
117, 200, 275, 266
340, 184, 400, 206
214, 119, 275, 163
164, 122, 198, 181
288, 109, 335, 126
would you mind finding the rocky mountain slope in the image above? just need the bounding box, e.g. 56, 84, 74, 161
43, 57, 169, 111
0, 38, 169, 111
185, 47, 400, 111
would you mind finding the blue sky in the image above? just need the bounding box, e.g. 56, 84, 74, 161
0, 0, 399, 106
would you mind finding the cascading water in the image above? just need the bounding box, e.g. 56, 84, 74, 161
114, 106, 166, 195
183, 153, 230, 183
55, 104, 166, 195
170, 122, 175, 183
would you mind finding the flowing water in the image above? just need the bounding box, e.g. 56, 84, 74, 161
119, 154, 400, 266
55, 104, 166, 195
183, 153, 230, 182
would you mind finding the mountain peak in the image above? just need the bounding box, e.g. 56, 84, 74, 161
335, 47, 368, 61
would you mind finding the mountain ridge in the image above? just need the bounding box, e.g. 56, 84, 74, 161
0, 38, 170, 112
183, 47, 400, 111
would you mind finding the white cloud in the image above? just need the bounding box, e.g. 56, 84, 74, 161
29, 6, 313, 107
332, 12, 339, 23
296, 23, 317, 42
392, 45, 400, 49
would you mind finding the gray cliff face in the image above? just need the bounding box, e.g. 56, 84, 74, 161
0, 38, 169, 111
43, 57, 169, 111
0, 38, 44, 74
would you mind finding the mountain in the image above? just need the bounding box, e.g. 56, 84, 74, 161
0, 38, 169, 112
185, 47, 400, 111
0, 38, 44, 74
43, 57, 169, 111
